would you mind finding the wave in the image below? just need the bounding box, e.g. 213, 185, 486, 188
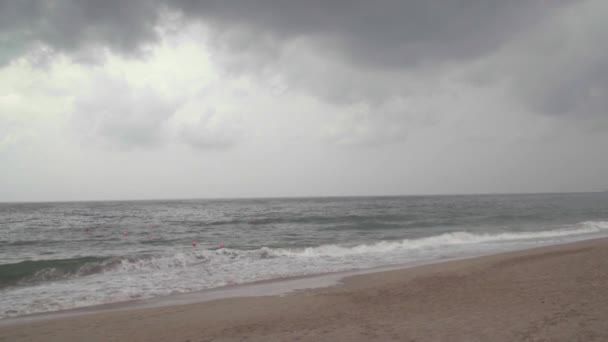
271, 220, 608, 257
2, 221, 607, 289
0, 239, 78, 247
202, 214, 413, 227
0, 256, 109, 289
0, 249, 270, 289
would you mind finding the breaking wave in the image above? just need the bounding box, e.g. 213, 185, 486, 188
0, 257, 108, 289
273, 220, 608, 257
2, 220, 607, 289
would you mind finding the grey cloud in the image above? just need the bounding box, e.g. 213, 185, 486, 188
492, 0, 608, 118
2, 0, 603, 135
0, 120, 18, 150
72, 78, 242, 150
323, 113, 409, 147
170, 108, 241, 150
0, 0, 163, 65
178, 0, 606, 125
529, 63, 608, 118
177, 0, 607, 124
176, 0, 565, 69
72, 78, 176, 148
1, 1, 566, 68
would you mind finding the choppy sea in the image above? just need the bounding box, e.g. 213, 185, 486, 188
2, 192, 608, 318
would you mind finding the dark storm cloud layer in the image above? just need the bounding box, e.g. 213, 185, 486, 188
175, 0, 563, 69
1, 0, 605, 119
2, 1, 562, 66
0, 0, 162, 64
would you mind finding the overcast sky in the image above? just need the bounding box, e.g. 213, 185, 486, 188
1, 0, 607, 202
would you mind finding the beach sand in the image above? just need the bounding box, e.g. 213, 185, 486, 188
2, 238, 608, 341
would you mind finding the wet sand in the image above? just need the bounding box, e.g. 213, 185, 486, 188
2, 238, 608, 341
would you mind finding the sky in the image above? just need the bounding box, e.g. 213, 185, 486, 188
1, 0, 607, 202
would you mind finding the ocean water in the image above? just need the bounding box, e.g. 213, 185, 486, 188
2, 193, 608, 318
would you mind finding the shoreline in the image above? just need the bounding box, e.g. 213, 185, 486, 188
0, 250, 477, 326
2, 237, 608, 340
1, 236, 593, 325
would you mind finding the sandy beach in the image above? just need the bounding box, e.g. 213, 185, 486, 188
2, 238, 608, 342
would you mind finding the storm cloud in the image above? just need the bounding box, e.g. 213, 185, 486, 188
2, 1, 590, 110
0, 0, 162, 65
1, 1, 562, 66
1, 0, 607, 201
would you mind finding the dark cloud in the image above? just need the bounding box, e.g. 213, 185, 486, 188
1, 0, 565, 68
0, 0, 162, 65
174, 0, 604, 122
497, 0, 608, 118
175, 0, 565, 69
2, 0, 604, 121
528, 63, 608, 118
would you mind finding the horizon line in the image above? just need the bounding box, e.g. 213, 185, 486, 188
0, 190, 604, 205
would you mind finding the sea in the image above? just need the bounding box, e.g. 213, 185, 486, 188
2, 192, 608, 319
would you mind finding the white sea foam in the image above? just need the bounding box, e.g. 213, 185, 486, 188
82, 220, 608, 272
2, 220, 608, 319
270, 220, 608, 258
